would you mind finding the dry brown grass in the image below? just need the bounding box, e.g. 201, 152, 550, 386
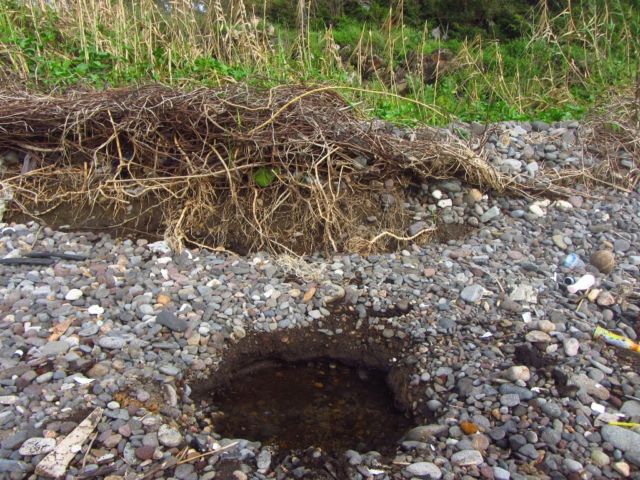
530, 82, 640, 195
0, 84, 504, 255
582, 83, 640, 191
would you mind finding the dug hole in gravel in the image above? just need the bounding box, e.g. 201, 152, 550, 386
0, 99, 639, 479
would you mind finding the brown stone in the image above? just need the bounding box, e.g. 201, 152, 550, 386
596, 291, 616, 306
87, 363, 110, 378
479, 465, 495, 479
568, 195, 584, 208
423, 267, 436, 277
471, 433, 491, 451
466, 188, 483, 204
102, 433, 121, 448
613, 462, 630, 477
507, 250, 524, 261
460, 421, 479, 434
135, 445, 156, 461
590, 250, 615, 274
157, 293, 171, 306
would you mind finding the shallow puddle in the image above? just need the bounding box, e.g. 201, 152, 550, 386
203, 359, 414, 454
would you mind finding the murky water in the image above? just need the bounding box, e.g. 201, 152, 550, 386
204, 359, 414, 454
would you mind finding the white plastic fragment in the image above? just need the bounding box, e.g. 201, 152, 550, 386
71, 375, 95, 385
567, 274, 596, 294
35, 407, 103, 478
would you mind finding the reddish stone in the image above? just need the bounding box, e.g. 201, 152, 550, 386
135, 445, 155, 460
479, 465, 495, 479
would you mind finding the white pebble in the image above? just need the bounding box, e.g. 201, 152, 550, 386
19, 437, 56, 456
65, 289, 83, 301
564, 337, 580, 356
504, 365, 531, 382
554, 200, 573, 211
528, 204, 546, 217
87, 305, 104, 315
0, 395, 18, 405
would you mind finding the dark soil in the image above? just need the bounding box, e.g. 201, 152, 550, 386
204, 358, 414, 454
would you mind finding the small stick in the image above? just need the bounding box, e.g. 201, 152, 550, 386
176, 441, 239, 465
30, 225, 43, 248
368, 227, 436, 246
176, 445, 190, 461
139, 442, 239, 480
81, 432, 98, 469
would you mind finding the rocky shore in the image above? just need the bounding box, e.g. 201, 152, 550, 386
0, 119, 639, 480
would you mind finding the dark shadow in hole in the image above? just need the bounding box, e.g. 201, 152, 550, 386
189, 318, 428, 461
197, 357, 414, 455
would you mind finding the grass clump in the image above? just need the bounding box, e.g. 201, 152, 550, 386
0, 0, 638, 124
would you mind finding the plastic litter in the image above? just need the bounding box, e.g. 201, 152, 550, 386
566, 274, 595, 294
596, 412, 625, 425
608, 421, 640, 428
593, 326, 640, 355
563, 253, 583, 268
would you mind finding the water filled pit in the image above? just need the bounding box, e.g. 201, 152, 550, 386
198, 358, 414, 454
189, 312, 427, 470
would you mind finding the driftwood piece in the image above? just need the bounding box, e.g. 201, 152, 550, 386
27, 252, 88, 261
0, 257, 55, 265
0, 252, 87, 266
35, 407, 103, 478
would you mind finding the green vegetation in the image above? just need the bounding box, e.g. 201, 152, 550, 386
0, 0, 637, 124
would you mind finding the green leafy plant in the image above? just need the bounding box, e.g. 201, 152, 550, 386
253, 167, 278, 187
